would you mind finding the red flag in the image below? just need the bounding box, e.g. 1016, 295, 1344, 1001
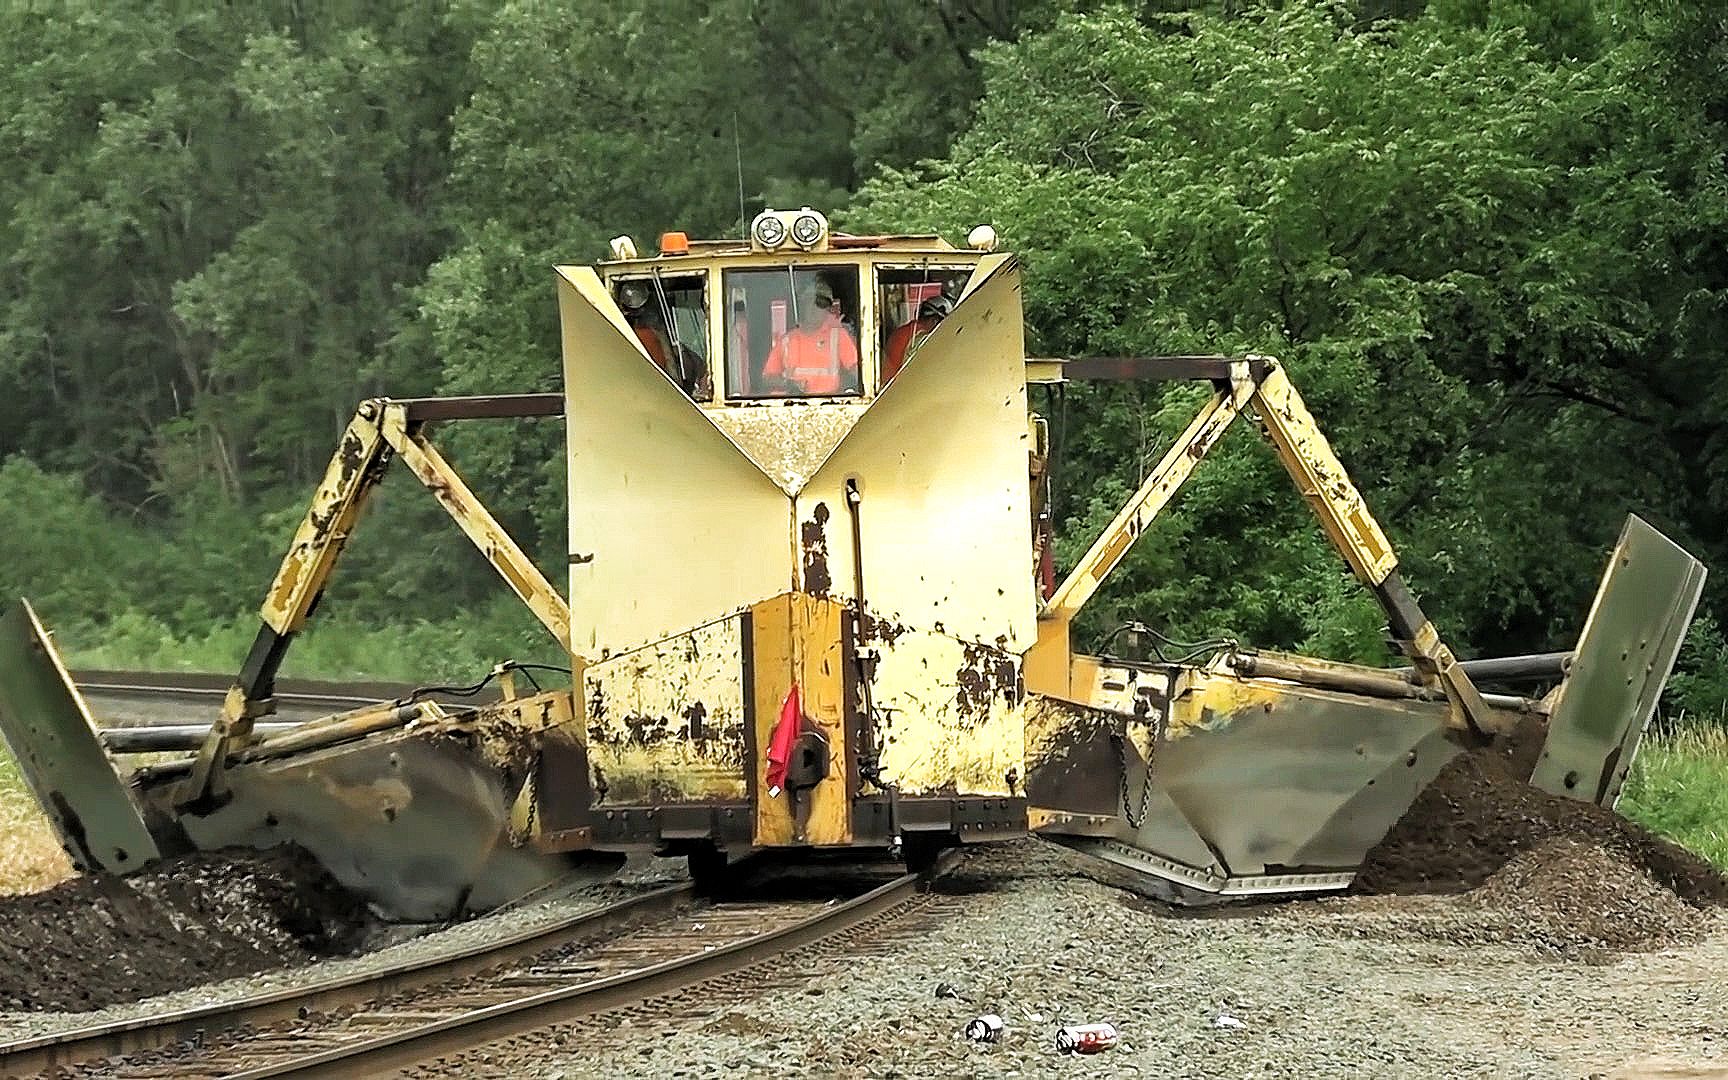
765, 682, 801, 797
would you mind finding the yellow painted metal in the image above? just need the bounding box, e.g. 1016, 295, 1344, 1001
1025, 376, 1250, 698
1021, 619, 1074, 699
1024, 357, 1068, 384
185, 409, 393, 803
1243, 365, 1493, 731
379, 405, 571, 653
707, 403, 870, 495
957, 252, 1016, 303
749, 593, 853, 846
1249, 364, 1397, 586
870, 627, 1023, 796
258, 410, 390, 635
582, 616, 750, 803
557, 265, 789, 660
798, 255, 1035, 650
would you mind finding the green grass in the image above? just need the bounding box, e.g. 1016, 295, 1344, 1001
1619, 725, 1728, 868
55, 596, 566, 685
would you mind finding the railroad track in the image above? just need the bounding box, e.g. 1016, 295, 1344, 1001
4, 861, 946, 1079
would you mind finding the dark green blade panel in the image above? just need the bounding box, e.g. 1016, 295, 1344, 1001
1533, 516, 1706, 805
0, 599, 159, 873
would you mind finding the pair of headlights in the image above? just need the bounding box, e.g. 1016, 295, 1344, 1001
753, 210, 826, 250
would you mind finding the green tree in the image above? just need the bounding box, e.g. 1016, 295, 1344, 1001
0, 4, 478, 504
852, 4, 1724, 660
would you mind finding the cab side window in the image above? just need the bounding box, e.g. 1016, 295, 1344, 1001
877, 268, 970, 387
615, 275, 711, 401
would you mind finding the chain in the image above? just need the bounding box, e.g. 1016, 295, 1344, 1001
1109, 730, 1155, 830
526, 773, 541, 841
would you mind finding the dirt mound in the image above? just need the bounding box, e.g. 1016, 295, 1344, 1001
1355, 732, 1728, 907
0, 844, 373, 1012
1465, 838, 1706, 951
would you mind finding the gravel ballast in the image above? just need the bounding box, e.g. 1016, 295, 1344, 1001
5, 726, 1726, 1077
0, 845, 370, 1012
493, 842, 1728, 1079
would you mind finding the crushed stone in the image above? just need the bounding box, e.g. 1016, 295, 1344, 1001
458, 845, 1728, 1079
0, 853, 683, 1042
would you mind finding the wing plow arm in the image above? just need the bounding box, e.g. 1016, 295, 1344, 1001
178, 397, 571, 812
1028, 356, 1495, 737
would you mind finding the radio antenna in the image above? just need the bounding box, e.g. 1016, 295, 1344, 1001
734, 111, 747, 234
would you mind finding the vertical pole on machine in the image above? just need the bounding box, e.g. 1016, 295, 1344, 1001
178, 405, 393, 813
1247, 362, 1493, 738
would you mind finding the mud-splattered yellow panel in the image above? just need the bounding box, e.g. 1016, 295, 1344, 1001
869, 626, 1023, 797
751, 593, 854, 846
583, 616, 748, 804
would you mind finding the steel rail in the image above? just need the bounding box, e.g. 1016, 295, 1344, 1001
228, 869, 927, 1079
76, 671, 508, 714
0, 882, 695, 1078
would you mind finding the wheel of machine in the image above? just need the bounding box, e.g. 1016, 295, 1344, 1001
686, 844, 731, 895
901, 832, 956, 877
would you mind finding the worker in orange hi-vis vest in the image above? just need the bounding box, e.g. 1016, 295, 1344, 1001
618, 283, 673, 375
882, 294, 953, 384
760, 276, 859, 396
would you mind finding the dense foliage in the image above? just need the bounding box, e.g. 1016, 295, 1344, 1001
0, 1, 1724, 700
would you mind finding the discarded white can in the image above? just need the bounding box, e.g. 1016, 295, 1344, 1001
966, 1014, 1006, 1042
1056, 1022, 1119, 1054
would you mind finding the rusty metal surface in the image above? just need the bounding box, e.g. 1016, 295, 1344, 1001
1252, 364, 1397, 586
706, 402, 869, 495
149, 727, 575, 921
396, 393, 564, 421
868, 626, 1024, 797
258, 411, 389, 637
1534, 515, 1706, 805
0, 600, 161, 874
583, 616, 750, 805
1060, 355, 1249, 382
1027, 660, 1511, 885
748, 593, 855, 845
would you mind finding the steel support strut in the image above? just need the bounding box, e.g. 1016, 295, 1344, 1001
179, 409, 392, 812
178, 397, 573, 813
1248, 363, 1493, 738
1033, 356, 1494, 738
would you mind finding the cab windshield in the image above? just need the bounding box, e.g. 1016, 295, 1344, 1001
724, 266, 861, 400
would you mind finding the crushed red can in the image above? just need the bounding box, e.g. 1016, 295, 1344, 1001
965, 1014, 1005, 1042
1055, 1022, 1119, 1054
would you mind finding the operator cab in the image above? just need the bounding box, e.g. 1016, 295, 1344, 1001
600, 209, 982, 405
